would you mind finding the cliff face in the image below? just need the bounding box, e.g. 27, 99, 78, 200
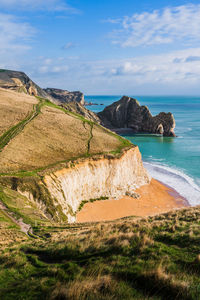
0, 69, 53, 101
44, 147, 150, 222
44, 88, 85, 105
0, 70, 86, 107
98, 96, 176, 137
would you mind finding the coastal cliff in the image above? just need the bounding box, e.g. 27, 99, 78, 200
0, 88, 150, 223
44, 87, 85, 105
98, 96, 176, 136
0, 69, 85, 106
0, 69, 54, 101
44, 147, 150, 222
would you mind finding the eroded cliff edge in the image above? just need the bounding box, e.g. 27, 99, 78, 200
1, 147, 150, 223
0, 88, 150, 223
43, 147, 150, 222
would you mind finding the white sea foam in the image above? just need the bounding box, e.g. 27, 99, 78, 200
143, 161, 200, 206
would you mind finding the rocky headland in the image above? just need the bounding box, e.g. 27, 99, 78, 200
44, 87, 85, 105
0, 70, 179, 224
98, 96, 176, 137
0, 69, 85, 105
0, 69, 54, 101
0, 70, 176, 137
0, 87, 150, 223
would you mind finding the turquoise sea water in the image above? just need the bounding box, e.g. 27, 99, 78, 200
86, 95, 200, 205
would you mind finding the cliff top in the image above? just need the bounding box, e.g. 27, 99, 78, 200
0, 88, 132, 176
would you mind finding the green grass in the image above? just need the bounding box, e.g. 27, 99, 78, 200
0, 206, 200, 299
0, 210, 18, 228
0, 186, 53, 228
78, 196, 109, 211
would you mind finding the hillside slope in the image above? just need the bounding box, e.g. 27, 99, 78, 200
0, 88, 149, 222
0, 204, 200, 300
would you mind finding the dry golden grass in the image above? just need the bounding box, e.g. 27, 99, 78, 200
50, 275, 115, 300
0, 105, 123, 173
0, 88, 37, 135
90, 124, 122, 154
0, 228, 27, 249
0, 106, 91, 171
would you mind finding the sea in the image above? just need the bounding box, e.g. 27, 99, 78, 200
85, 95, 200, 206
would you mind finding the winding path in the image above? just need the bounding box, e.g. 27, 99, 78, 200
0, 200, 32, 235
0, 99, 43, 152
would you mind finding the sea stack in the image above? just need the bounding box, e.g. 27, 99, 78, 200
98, 96, 176, 137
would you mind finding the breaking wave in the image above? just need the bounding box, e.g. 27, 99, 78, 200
144, 161, 200, 206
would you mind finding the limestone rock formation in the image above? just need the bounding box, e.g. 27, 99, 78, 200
0, 69, 53, 101
44, 147, 150, 222
98, 96, 176, 137
44, 87, 85, 105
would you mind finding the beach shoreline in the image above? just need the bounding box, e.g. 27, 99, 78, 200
76, 178, 189, 223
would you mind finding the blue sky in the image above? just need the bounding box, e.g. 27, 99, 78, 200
1, 0, 200, 95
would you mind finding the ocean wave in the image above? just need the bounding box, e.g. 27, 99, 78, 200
143, 161, 200, 206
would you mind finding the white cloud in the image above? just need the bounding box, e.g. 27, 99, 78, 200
110, 4, 200, 47
0, 0, 78, 12
38, 58, 69, 74
30, 48, 200, 94
0, 13, 34, 54
109, 48, 200, 84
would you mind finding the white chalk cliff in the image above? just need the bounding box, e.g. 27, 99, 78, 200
44, 146, 150, 222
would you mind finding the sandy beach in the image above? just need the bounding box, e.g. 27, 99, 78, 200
77, 179, 189, 223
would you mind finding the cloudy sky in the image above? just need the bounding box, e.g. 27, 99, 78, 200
1, 0, 200, 95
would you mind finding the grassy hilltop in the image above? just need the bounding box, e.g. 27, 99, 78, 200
0, 88, 132, 221
0, 88, 131, 175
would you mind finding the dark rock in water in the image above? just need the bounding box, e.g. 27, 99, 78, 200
0, 69, 53, 101
85, 101, 99, 106
44, 87, 84, 105
98, 96, 176, 137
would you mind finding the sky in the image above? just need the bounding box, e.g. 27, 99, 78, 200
1, 0, 200, 95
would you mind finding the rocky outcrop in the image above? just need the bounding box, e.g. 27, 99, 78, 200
44, 147, 150, 222
44, 88, 85, 105
0, 69, 54, 101
0, 69, 85, 107
98, 96, 176, 137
